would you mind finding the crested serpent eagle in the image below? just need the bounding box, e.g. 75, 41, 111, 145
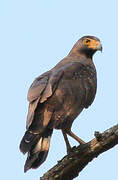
19, 36, 102, 172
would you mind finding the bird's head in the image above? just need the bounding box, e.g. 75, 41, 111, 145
69, 36, 102, 58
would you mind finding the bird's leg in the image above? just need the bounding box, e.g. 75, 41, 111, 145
62, 130, 71, 154
65, 129, 86, 144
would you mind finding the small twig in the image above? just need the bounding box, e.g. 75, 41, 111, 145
40, 124, 118, 180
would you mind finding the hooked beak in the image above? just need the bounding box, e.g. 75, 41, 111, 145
97, 43, 102, 52
88, 40, 103, 52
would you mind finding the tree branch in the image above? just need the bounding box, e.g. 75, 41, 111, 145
40, 124, 118, 180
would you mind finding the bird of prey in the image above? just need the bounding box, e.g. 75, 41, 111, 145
20, 35, 102, 172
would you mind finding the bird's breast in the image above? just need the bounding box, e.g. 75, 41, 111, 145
55, 64, 97, 109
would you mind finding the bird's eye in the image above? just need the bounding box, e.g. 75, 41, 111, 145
83, 39, 90, 45
85, 39, 90, 43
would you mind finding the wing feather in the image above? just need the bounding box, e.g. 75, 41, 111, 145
27, 72, 50, 102
26, 69, 63, 129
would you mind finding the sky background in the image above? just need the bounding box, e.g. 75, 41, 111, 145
1, 0, 118, 179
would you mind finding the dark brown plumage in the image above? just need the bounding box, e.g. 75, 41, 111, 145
19, 35, 102, 172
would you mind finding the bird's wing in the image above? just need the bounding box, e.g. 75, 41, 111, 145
26, 69, 63, 129
27, 71, 50, 103
27, 69, 63, 103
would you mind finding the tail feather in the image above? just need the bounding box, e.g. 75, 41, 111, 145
19, 130, 39, 154
20, 128, 53, 173
24, 151, 48, 172
31, 151, 48, 169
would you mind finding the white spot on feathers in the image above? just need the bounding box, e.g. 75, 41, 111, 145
33, 136, 51, 153
33, 138, 42, 153
42, 136, 51, 151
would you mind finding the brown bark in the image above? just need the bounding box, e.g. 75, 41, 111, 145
40, 124, 118, 180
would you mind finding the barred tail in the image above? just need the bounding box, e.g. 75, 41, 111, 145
19, 128, 53, 172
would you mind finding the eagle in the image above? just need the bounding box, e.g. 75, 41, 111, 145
20, 36, 102, 172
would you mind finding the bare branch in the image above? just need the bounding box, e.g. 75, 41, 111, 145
40, 124, 118, 180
